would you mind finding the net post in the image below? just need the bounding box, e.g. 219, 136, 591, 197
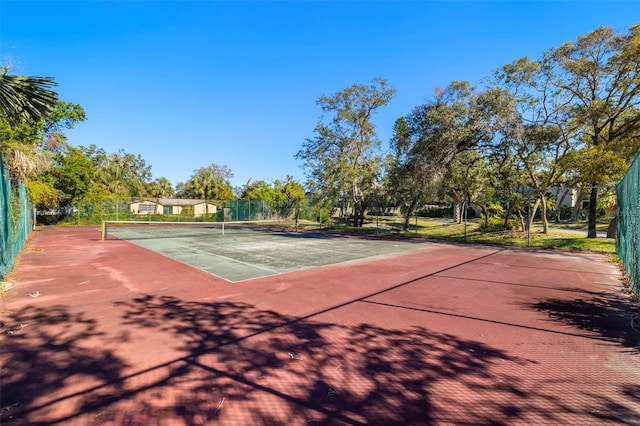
101, 221, 107, 241
222, 222, 225, 235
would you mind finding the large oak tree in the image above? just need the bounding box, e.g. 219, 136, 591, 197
297, 77, 395, 227
548, 25, 640, 237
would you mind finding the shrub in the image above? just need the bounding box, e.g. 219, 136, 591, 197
417, 205, 451, 218
478, 217, 515, 233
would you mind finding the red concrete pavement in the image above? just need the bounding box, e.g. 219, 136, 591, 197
1, 226, 639, 425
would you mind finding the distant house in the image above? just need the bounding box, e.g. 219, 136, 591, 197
129, 198, 217, 217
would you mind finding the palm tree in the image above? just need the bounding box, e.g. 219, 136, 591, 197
1, 67, 59, 180
191, 168, 214, 200
101, 154, 130, 197
146, 177, 174, 198
0, 68, 58, 126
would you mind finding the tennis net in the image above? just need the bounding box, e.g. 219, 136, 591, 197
101, 219, 293, 241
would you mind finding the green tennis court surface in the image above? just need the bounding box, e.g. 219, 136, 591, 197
107, 225, 430, 282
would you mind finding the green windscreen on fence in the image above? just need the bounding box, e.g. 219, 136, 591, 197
220, 200, 276, 221
616, 150, 640, 296
0, 154, 34, 279
56, 199, 284, 225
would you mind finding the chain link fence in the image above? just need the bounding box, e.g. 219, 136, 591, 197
616, 151, 639, 296
1, 155, 34, 279
218, 200, 278, 221
49, 198, 296, 225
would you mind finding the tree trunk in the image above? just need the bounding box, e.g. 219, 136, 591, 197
587, 185, 598, 238
403, 196, 419, 231
540, 194, 549, 234
555, 187, 569, 223
606, 216, 617, 239
352, 181, 365, 227
504, 203, 513, 228
353, 202, 360, 227
527, 198, 541, 231
572, 189, 585, 222
451, 191, 463, 224
516, 210, 525, 232
356, 202, 365, 227
481, 206, 489, 226
453, 201, 464, 224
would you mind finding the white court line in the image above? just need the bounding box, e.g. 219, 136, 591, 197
182, 240, 281, 274
117, 231, 430, 283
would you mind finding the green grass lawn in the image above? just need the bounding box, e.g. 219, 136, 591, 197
541, 218, 612, 232
332, 216, 617, 254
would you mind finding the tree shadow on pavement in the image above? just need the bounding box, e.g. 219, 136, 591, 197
102, 295, 534, 424
0, 305, 129, 424
3, 294, 640, 424
530, 294, 640, 352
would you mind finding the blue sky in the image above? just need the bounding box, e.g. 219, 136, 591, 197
2, 1, 639, 189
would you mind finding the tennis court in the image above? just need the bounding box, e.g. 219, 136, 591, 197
1, 225, 639, 425
103, 220, 431, 281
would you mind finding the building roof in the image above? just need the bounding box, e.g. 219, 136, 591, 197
137, 198, 216, 206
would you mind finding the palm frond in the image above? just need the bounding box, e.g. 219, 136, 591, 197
0, 74, 58, 126
6, 143, 53, 179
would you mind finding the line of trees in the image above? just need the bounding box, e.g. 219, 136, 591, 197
299, 25, 640, 237
2, 25, 639, 236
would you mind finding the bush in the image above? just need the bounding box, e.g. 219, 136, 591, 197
557, 205, 573, 221
417, 206, 451, 218
478, 217, 515, 233
299, 205, 331, 224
